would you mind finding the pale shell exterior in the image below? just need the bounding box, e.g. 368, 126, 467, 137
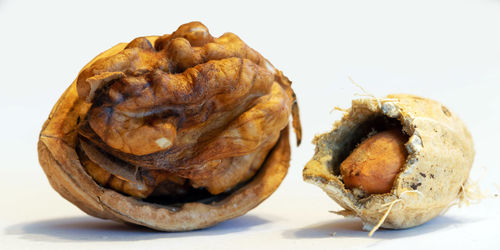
38, 39, 292, 231
303, 94, 474, 230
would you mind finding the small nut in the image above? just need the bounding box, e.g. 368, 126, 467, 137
304, 94, 474, 230
340, 129, 408, 195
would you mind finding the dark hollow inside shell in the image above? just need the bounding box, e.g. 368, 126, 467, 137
330, 116, 408, 178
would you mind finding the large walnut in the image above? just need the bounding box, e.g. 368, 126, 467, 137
38, 22, 301, 231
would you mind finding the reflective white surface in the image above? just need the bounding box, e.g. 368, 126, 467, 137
1, 0, 499, 249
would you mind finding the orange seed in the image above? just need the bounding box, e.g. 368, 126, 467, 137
340, 129, 408, 195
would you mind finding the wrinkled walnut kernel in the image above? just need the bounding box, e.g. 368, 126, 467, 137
75, 22, 301, 199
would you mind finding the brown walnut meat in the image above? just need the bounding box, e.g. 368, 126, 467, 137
38, 22, 301, 231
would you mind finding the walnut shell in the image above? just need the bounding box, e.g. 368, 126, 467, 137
38, 22, 301, 231
303, 94, 474, 230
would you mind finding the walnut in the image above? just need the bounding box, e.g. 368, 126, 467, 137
38, 22, 301, 231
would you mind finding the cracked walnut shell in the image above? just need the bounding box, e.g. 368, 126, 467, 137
303, 94, 474, 230
38, 22, 301, 231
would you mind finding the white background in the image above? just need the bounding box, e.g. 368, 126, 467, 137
1, 0, 499, 249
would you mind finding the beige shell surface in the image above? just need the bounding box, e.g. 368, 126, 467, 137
38, 38, 292, 231
303, 94, 474, 230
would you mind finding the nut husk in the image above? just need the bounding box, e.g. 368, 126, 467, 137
303, 94, 474, 230
38, 22, 301, 231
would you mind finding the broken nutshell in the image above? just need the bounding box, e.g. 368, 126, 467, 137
38, 22, 301, 231
303, 94, 474, 231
